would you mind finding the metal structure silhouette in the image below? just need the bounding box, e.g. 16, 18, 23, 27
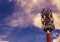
41, 8, 55, 42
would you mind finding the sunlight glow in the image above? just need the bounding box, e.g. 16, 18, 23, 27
33, 13, 60, 29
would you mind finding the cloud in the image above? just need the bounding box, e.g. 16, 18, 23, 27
53, 35, 60, 42
52, 0, 60, 11
0, 0, 60, 30
0, 0, 43, 29
52, 32, 58, 38
0, 0, 32, 29
51, 30, 60, 42
0, 0, 60, 42
17, 0, 60, 30
0, 35, 9, 42
33, 12, 60, 30
33, 13, 42, 29
53, 13, 60, 29
18, 0, 45, 14
0, 40, 8, 42
2, 0, 45, 29
4, 12, 32, 28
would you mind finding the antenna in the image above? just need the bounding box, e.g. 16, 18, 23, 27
41, 8, 55, 42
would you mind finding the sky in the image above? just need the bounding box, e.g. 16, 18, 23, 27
0, 0, 60, 42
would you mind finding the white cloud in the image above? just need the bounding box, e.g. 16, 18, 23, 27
53, 13, 60, 29
33, 13, 60, 30
53, 35, 60, 42
18, 0, 45, 14
0, 40, 8, 42
4, 12, 32, 28
0, 35, 9, 42
52, 0, 60, 11
33, 13, 42, 29
52, 32, 58, 38
1, 0, 60, 30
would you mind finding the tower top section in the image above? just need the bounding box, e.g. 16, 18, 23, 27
41, 8, 55, 32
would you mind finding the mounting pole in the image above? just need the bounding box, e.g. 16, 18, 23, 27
46, 30, 51, 42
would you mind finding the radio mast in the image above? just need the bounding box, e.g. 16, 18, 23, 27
41, 8, 55, 42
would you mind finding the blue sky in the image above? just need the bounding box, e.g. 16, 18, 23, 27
0, 0, 60, 42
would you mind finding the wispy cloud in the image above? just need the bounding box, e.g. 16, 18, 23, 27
0, 0, 60, 42
4, 0, 60, 29
53, 34, 60, 42
0, 35, 9, 42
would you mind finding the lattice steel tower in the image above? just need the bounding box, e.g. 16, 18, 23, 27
41, 8, 55, 42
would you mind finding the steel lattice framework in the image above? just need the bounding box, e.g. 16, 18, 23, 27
41, 8, 55, 32
41, 8, 55, 42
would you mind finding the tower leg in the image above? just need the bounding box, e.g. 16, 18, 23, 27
46, 30, 51, 42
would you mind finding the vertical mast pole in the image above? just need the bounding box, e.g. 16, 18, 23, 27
47, 30, 51, 42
